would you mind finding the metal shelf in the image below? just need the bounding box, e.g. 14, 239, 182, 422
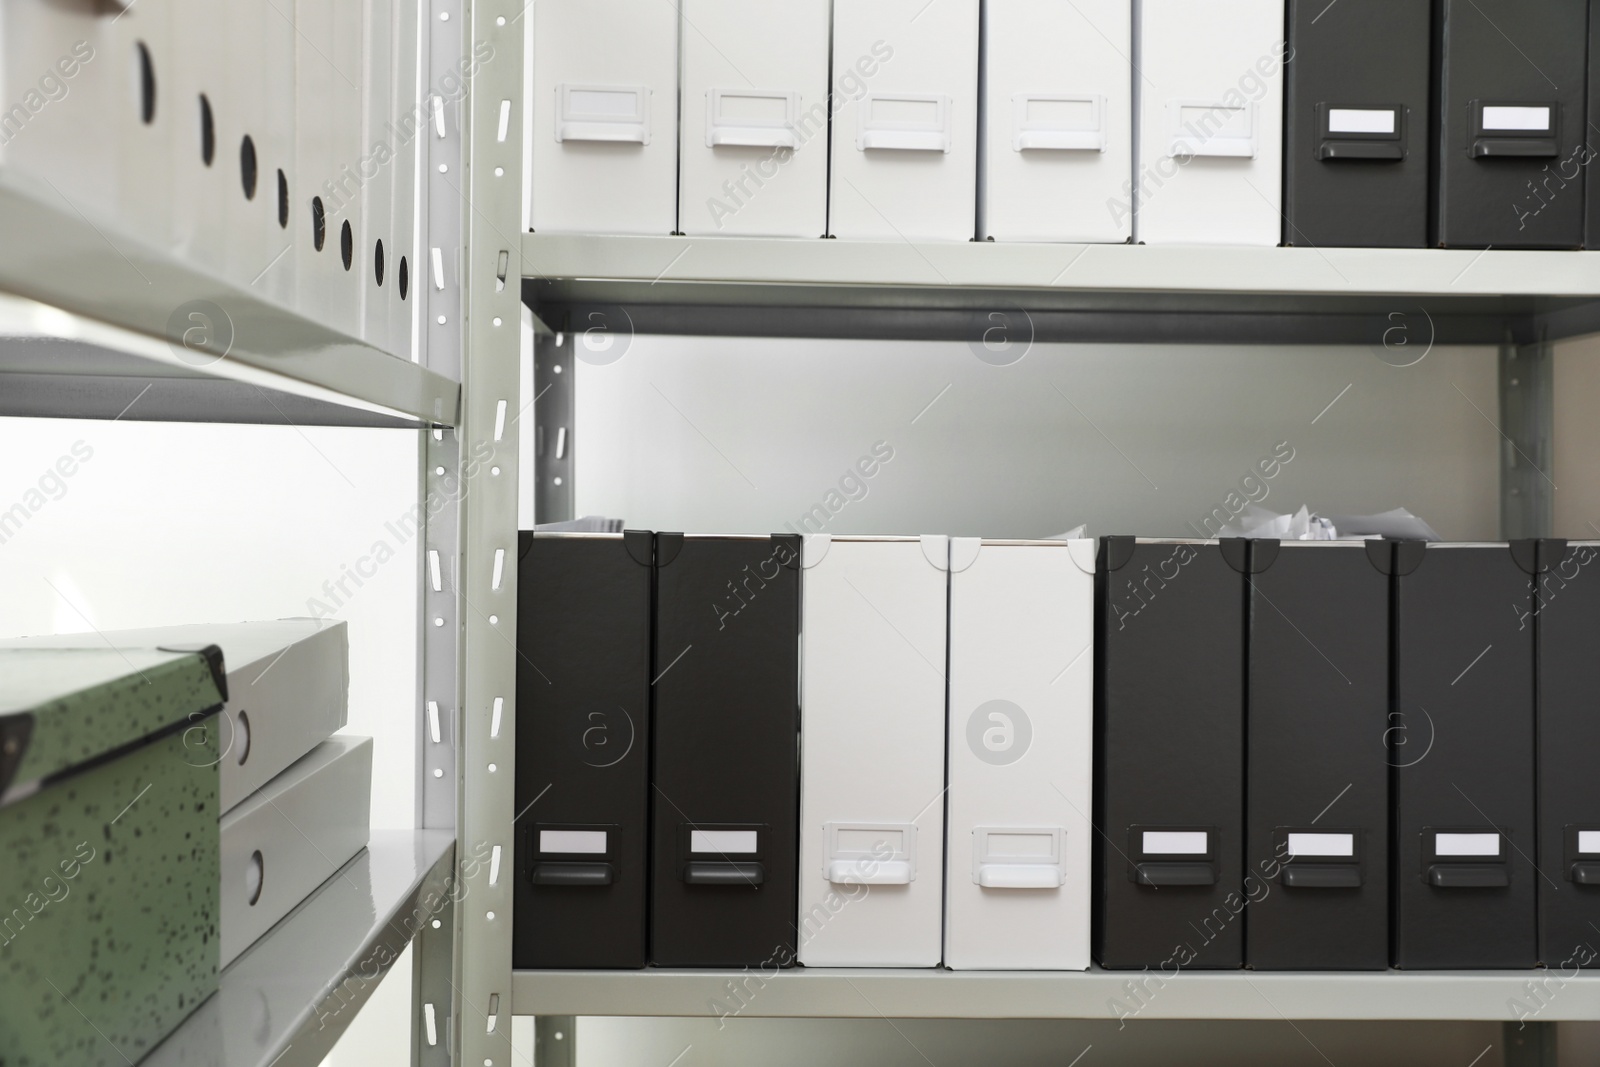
512, 965, 1600, 1022
0, 179, 459, 428
522, 233, 1600, 345
144, 830, 455, 1067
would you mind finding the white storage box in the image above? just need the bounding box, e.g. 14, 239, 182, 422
219, 735, 372, 966
798, 535, 948, 967
389, 0, 422, 360
3, 618, 350, 814
531, 0, 679, 234
981, 0, 1133, 243
679, 0, 830, 238
829, 0, 979, 241
1135, 0, 1285, 245
359, 0, 394, 355
945, 538, 1094, 970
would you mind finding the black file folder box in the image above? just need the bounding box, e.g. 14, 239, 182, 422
513, 530, 654, 969
1284, 0, 1431, 248
1095, 538, 1246, 969
1434, 0, 1589, 249
651, 533, 801, 967
1246, 541, 1389, 970
1392, 542, 1538, 968
1534, 539, 1600, 966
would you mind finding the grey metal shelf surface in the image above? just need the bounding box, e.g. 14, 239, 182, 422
522, 233, 1600, 345
144, 830, 455, 1067
512, 965, 1600, 1022
0, 179, 459, 428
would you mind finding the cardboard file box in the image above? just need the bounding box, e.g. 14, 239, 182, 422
980, 0, 1133, 243
1392, 542, 1538, 968
0, 646, 225, 1067
1435, 0, 1588, 249
1134, 0, 1286, 245
798, 536, 948, 968
679, 0, 830, 238
1095, 537, 1246, 969
4, 618, 350, 815
946, 538, 1095, 970
1245, 541, 1389, 970
513, 531, 653, 969
1283, 0, 1431, 248
1531, 539, 1600, 967
829, 0, 979, 241
531, 0, 679, 234
218, 735, 371, 967
651, 533, 801, 967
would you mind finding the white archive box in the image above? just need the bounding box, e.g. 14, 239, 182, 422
798, 535, 949, 968
294, 0, 365, 338
227, 0, 297, 307
1134, 0, 1285, 246
678, 0, 830, 238
389, 0, 422, 360
945, 538, 1094, 970
167, 0, 238, 278
112, 0, 176, 254
359, 0, 395, 355
980, 0, 1133, 243
219, 735, 373, 967
829, 0, 979, 242
2, 618, 350, 814
0, 2, 122, 233
531, 0, 679, 235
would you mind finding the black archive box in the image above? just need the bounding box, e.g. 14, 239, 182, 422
1392, 542, 1538, 968
650, 533, 802, 967
1095, 537, 1246, 970
1434, 0, 1589, 249
513, 530, 654, 969
1245, 541, 1390, 970
1284, 0, 1432, 248
1533, 539, 1600, 967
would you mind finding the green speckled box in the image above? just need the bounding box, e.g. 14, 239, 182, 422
0, 645, 227, 1067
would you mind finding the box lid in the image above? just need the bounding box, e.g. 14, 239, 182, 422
0, 644, 226, 802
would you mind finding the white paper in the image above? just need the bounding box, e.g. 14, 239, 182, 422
691, 829, 758, 854
1435, 832, 1499, 857
540, 829, 608, 854
1287, 832, 1355, 858
1482, 105, 1550, 132
1579, 831, 1600, 853
1328, 108, 1396, 134
1143, 830, 1208, 855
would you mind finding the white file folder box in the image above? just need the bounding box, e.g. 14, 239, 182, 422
830, 0, 979, 241
389, 0, 422, 360
222, 0, 297, 307
110, 1, 176, 254
946, 538, 1094, 970
294, 0, 364, 338
219, 735, 372, 967
679, 0, 829, 238
359, 0, 394, 355
167, 0, 240, 278
798, 536, 949, 967
981, 0, 1132, 243
1135, 0, 1285, 246
3, 618, 350, 815
0, 3, 121, 230
532, 0, 679, 234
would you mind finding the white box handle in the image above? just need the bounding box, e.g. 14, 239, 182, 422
1012, 93, 1106, 152
971, 826, 1065, 889
858, 93, 951, 152
706, 88, 800, 148
824, 822, 916, 884
556, 84, 650, 144
1167, 99, 1257, 159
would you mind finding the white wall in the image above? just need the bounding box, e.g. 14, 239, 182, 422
574, 336, 1502, 540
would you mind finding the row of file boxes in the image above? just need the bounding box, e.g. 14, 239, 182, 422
0, 620, 366, 1066
0, 0, 419, 355
517, 532, 1600, 972
532, 0, 1599, 248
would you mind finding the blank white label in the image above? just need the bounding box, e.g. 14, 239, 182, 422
540, 830, 607, 854
1328, 108, 1396, 134
1178, 105, 1251, 139
568, 90, 640, 119
1287, 832, 1355, 858
834, 827, 903, 854
1435, 832, 1500, 857
1025, 97, 1097, 130
1482, 105, 1551, 132
871, 96, 941, 127
986, 832, 1056, 858
1579, 831, 1600, 853
691, 829, 758, 854
1143, 831, 1209, 855
716, 92, 790, 124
